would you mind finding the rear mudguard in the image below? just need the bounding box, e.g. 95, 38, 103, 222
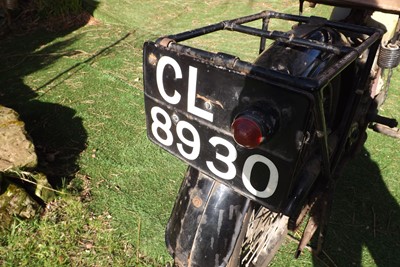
166, 167, 252, 267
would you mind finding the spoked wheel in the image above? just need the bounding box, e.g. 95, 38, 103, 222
227, 206, 288, 267
241, 208, 289, 266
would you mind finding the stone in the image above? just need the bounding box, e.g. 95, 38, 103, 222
0, 106, 37, 170
0, 181, 39, 231
0, 105, 54, 231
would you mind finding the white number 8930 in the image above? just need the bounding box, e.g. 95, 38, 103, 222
150, 105, 279, 199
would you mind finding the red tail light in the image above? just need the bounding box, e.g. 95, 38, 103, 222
232, 116, 264, 148
231, 108, 277, 149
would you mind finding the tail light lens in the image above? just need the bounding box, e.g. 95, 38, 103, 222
232, 116, 264, 148
231, 109, 277, 149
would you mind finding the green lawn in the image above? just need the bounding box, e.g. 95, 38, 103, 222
0, 0, 399, 266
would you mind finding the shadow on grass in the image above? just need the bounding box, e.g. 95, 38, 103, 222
313, 146, 400, 267
0, 1, 99, 187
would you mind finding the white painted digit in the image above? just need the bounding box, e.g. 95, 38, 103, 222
176, 121, 200, 160
156, 56, 182, 104
206, 137, 237, 180
150, 106, 173, 146
188, 66, 214, 122
242, 154, 278, 198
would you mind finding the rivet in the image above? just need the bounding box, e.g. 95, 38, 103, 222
171, 114, 179, 123
204, 102, 212, 110
192, 196, 203, 208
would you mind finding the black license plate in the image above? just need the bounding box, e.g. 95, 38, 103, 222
143, 41, 312, 209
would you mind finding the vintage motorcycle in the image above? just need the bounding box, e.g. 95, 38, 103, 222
143, 0, 400, 266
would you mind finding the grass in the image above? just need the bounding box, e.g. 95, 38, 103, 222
0, 0, 399, 266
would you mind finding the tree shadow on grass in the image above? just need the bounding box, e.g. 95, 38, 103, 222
0, 1, 99, 187
313, 146, 400, 267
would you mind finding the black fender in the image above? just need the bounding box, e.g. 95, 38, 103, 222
166, 167, 251, 267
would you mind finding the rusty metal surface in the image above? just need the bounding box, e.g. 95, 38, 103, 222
166, 167, 251, 267
371, 123, 400, 138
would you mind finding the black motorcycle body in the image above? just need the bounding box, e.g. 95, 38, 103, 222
143, 3, 399, 266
